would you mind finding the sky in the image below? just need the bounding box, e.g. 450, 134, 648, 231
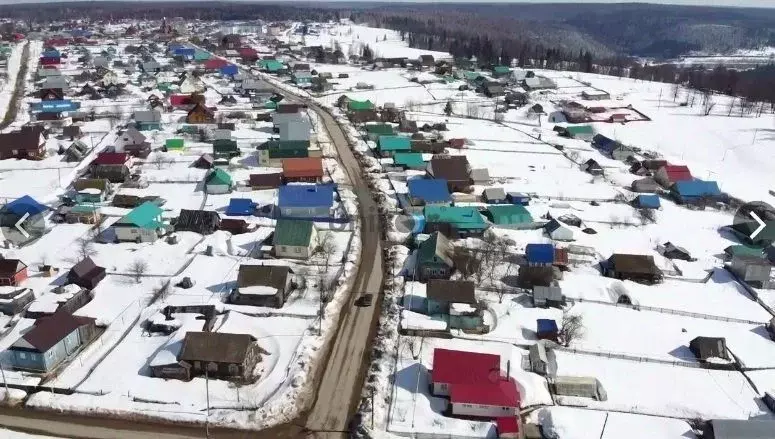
1, 0, 774, 6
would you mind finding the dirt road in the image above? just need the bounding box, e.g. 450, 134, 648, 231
0, 77, 384, 439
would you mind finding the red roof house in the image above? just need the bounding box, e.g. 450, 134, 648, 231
496, 416, 521, 439
654, 164, 692, 188
282, 157, 324, 183
238, 47, 258, 61
170, 94, 193, 108
204, 58, 229, 70
91, 152, 130, 166
431, 348, 521, 419
0, 259, 28, 287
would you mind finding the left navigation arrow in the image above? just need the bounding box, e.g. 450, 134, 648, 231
14, 213, 29, 238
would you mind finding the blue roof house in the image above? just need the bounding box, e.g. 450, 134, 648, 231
277, 184, 335, 219
226, 198, 257, 216
671, 180, 722, 205
407, 179, 451, 207
220, 64, 239, 78
0, 195, 48, 241
633, 194, 661, 209
525, 243, 554, 266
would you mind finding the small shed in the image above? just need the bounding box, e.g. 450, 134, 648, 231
483, 188, 507, 204
226, 199, 257, 216
551, 376, 606, 400
689, 336, 730, 362
633, 194, 661, 209
533, 286, 564, 308
536, 319, 559, 341
545, 219, 574, 242
631, 177, 659, 193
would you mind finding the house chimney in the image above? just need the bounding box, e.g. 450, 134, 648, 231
506, 359, 510, 380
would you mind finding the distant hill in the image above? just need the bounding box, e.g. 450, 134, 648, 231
3, 1, 775, 59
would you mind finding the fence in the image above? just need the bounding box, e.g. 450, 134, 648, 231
566, 296, 766, 325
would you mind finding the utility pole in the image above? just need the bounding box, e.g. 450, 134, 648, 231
0, 360, 8, 397
370, 388, 375, 429
205, 367, 210, 438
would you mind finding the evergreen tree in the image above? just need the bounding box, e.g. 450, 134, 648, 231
444, 101, 453, 116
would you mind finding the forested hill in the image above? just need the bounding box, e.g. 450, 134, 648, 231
2, 1, 775, 59
347, 3, 775, 59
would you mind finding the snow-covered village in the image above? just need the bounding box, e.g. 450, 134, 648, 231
0, 4, 772, 439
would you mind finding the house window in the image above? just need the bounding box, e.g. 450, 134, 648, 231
207, 362, 218, 372
18, 352, 26, 359
281, 246, 288, 252
294, 247, 301, 254
228, 363, 239, 375
194, 361, 201, 369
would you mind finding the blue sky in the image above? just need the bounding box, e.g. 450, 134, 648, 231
1, 0, 774, 6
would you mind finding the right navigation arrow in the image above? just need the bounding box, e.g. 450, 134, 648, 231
750, 212, 767, 239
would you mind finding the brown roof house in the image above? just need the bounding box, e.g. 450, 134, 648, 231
230, 265, 295, 308
282, 157, 324, 183
67, 257, 106, 290
427, 156, 472, 192
186, 102, 216, 125
174, 209, 221, 236
0, 126, 47, 160
178, 332, 262, 381
604, 254, 663, 284
7, 312, 97, 372
425, 279, 483, 331
249, 173, 283, 190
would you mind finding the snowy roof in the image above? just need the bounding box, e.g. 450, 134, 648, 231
400, 310, 447, 331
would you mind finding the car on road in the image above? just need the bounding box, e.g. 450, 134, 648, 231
355, 294, 373, 307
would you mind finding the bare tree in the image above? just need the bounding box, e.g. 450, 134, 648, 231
315, 231, 338, 274
493, 111, 505, 123
465, 101, 480, 118
701, 90, 715, 116
559, 310, 585, 347
150, 152, 168, 169
636, 208, 656, 224
317, 274, 335, 333
671, 83, 680, 102
128, 259, 148, 283
76, 237, 97, 261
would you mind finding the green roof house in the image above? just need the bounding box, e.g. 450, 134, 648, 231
157, 82, 173, 93
556, 125, 595, 141
213, 139, 240, 159
273, 219, 318, 260
364, 123, 395, 141
348, 100, 375, 112
377, 135, 412, 157
256, 140, 310, 167
724, 245, 766, 259
416, 232, 455, 281
257, 59, 285, 73
492, 65, 511, 78
484, 205, 534, 229
194, 50, 211, 62
113, 201, 165, 243
393, 152, 426, 170
424, 206, 489, 237
165, 138, 185, 150
205, 168, 233, 194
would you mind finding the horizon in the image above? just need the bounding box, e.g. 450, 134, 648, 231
0, 0, 773, 7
